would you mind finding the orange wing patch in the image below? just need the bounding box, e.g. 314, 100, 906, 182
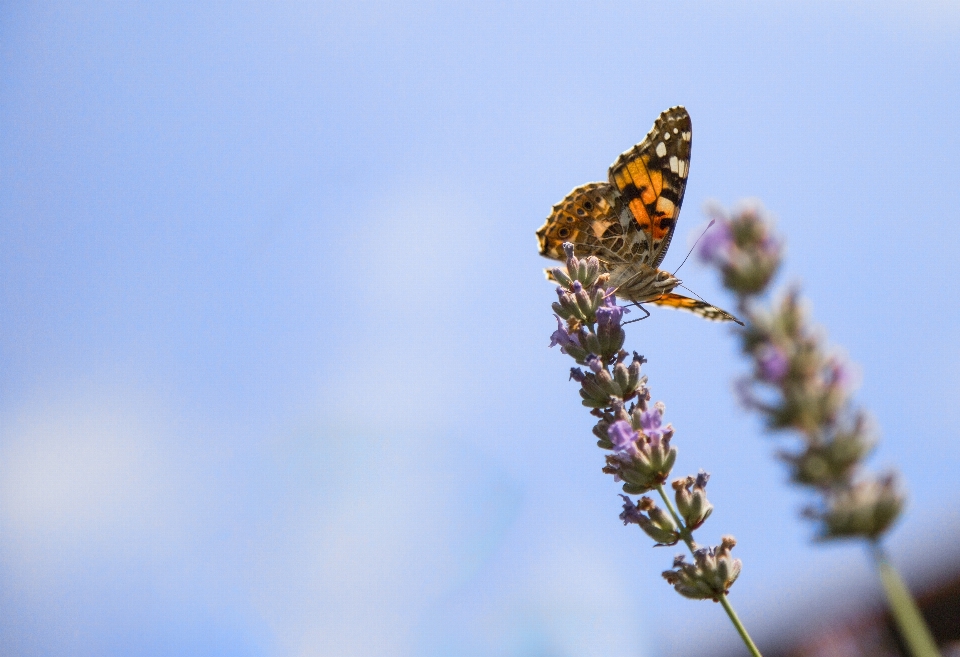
608, 107, 691, 269
650, 293, 743, 325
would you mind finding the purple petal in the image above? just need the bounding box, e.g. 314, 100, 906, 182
640, 407, 663, 433
619, 494, 644, 525
697, 220, 733, 265
608, 420, 638, 453
549, 316, 580, 350
585, 354, 603, 374
596, 303, 625, 328
640, 404, 668, 446
757, 344, 790, 383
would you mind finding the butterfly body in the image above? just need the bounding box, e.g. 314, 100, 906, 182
607, 262, 679, 304
536, 106, 741, 325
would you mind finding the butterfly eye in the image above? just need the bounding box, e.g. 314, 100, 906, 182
557, 227, 571, 238
564, 215, 575, 223
576, 208, 585, 216
583, 201, 593, 210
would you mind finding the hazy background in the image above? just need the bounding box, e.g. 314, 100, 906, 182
2, 2, 960, 655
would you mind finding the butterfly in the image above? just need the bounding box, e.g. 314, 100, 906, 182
536, 106, 741, 325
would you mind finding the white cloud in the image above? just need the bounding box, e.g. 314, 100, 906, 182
414, 535, 647, 657
0, 388, 171, 571
249, 434, 488, 657
319, 184, 489, 435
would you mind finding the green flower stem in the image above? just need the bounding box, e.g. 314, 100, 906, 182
717, 592, 763, 657
656, 484, 763, 657
870, 543, 941, 657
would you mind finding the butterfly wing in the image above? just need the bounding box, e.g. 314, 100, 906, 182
649, 293, 743, 325
537, 107, 737, 327
607, 106, 691, 269
536, 182, 625, 262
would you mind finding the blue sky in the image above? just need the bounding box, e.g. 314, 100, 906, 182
2, 2, 960, 656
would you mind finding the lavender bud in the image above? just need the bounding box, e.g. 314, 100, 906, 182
612, 361, 641, 401
662, 536, 742, 601
563, 242, 578, 273
673, 470, 714, 530
578, 370, 619, 409
624, 496, 679, 546
815, 474, 904, 540
551, 267, 573, 288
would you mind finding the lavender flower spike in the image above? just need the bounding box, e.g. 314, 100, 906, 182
699, 202, 939, 657
542, 170, 759, 656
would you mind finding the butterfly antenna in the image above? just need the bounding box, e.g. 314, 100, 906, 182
677, 283, 710, 304
677, 283, 745, 326
673, 219, 715, 276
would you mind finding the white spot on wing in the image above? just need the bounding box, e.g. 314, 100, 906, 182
682, 131, 691, 141
669, 155, 679, 173
663, 132, 671, 140
655, 142, 667, 157
678, 160, 687, 178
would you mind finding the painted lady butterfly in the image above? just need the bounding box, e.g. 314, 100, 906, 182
536, 106, 741, 325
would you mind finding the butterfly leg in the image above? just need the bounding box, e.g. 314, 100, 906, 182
622, 303, 650, 326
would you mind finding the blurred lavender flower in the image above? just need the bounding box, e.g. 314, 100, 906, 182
756, 344, 790, 383
700, 203, 782, 296
698, 204, 903, 540
698, 205, 938, 657
697, 217, 734, 266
